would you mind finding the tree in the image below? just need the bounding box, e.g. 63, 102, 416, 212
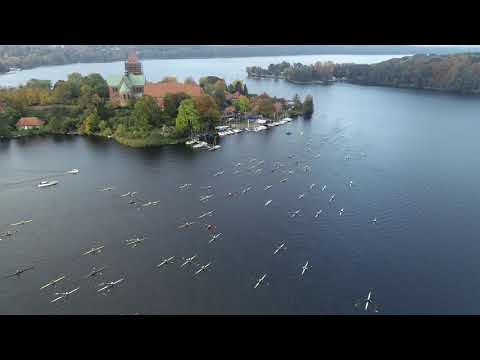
26, 79, 51, 90
67, 73, 83, 98
163, 92, 191, 124
234, 95, 250, 113
303, 95, 314, 117
175, 98, 201, 136
213, 80, 226, 108
251, 94, 275, 117
0, 106, 21, 129
293, 94, 303, 111
132, 95, 161, 132
82, 73, 109, 98
83, 111, 100, 135
47, 116, 64, 133
193, 94, 221, 130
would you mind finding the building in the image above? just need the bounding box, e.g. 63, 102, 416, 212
106, 52, 146, 107
16, 117, 46, 130
0, 101, 5, 113
143, 82, 203, 109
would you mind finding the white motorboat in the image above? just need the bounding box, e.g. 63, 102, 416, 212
208, 145, 222, 151
192, 141, 208, 149
282, 117, 293, 122
67, 169, 79, 174
38, 180, 58, 188
185, 139, 198, 146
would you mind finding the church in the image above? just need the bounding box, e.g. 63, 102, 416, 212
107, 52, 204, 108
106, 52, 146, 107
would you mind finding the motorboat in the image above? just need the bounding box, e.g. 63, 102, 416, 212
38, 180, 58, 188
185, 139, 198, 146
208, 145, 222, 151
192, 141, 208, 149
67, 169, 79, 174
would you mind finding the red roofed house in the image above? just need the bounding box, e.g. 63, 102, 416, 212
143, 82, 204, 109
16, 117, 46, 130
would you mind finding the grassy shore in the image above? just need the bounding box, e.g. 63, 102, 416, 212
113, 132, 186, 148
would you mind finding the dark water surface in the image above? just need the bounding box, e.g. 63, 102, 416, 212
2, 56, 480, 314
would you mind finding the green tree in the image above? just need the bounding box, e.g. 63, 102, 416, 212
26, 79, 51, 90
234, 95, 250, 113
83, 111, 100, 135
67, 73, 83, 98
175, 98, 201, 136
163, 92, 191, 125
213, 80, 226, 108
0, 106, 21, 129
82, 73, 109, 98
132, 95, 161, 133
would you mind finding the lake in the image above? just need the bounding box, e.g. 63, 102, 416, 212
2, 54, 480, 314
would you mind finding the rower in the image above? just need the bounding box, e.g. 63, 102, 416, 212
355, 290, 380, 312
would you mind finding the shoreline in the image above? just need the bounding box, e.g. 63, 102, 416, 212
1, 132, 187, 149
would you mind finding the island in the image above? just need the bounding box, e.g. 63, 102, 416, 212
0, 53, 314, 148
247, 53, 480, 94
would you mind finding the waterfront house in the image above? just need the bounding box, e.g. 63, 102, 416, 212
106, 52, 146, 107
223, 105, 236, 117
16, 117, 46, 130
143, 81, 203, 109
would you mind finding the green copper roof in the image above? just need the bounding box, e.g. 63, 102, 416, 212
106, 73, 145, 88
106, 75, 123, 87
129, 74, 145, 86
119, 81, 130, 94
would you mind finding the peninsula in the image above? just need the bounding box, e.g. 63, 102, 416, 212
0, 53, 314, 148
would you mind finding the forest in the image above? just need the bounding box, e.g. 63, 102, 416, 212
247, 53, 480, 94
2, 46, 480, 74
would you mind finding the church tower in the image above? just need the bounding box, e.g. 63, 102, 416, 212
125, 51, 143, 75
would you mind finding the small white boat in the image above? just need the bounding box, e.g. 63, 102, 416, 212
282, 117, 293, 122
208, 145, 222, 151
185, 139, 198, 146
67, 169, 79, 174
233, 129, 242, 134
192, 141, 208, 149
38, 180, 58, 188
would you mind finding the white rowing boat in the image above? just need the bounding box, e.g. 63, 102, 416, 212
38, 180, 58, 188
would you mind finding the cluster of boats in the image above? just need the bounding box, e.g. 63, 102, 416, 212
246, 117, 293, 133
217, 126, 244, 137
184, 117, 294, 150
185, 140, 221, 151
36, 169, 79, 188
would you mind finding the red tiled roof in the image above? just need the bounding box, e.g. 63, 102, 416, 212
16, 117, 46, 127
225, 106, 236, 113
144, 82, 203, 100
